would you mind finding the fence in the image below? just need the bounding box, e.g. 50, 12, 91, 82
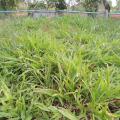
0, 10, 120, 19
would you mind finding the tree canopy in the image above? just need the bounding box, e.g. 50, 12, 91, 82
0, 0, 19, 10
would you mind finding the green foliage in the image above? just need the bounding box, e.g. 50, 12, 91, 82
28, 2, 47, 10
28, 0, 67, 10
0, 16, 120, 120
0, 0, 19, 10
82, 0, 101, 17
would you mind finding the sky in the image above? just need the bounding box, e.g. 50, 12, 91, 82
111, 0, 117, 7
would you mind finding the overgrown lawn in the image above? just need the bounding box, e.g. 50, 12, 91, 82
0, 16, 120, 120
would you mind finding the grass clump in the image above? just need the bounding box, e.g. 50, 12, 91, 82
0, 16, 120, 120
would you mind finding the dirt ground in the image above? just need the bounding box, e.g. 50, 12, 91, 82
111, 14, 120, 19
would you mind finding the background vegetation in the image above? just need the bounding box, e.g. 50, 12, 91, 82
0, 0, 19, 10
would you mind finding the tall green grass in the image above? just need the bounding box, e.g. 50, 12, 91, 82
0, 16, 120, 120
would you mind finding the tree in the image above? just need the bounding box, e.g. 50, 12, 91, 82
54, 0, 67, 15
27, 0, 67, 10
81, 0, 111, 18
55, 0, 67, 10
82, 0, 100, 17
117, 0, 120, 10
103, 0, 111, 18
27, 0, 67, 16
0, 0, 19, 10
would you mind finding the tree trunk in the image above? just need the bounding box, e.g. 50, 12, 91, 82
103, 0, 110, 18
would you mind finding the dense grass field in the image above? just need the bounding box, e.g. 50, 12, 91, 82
0, 16, 120, 120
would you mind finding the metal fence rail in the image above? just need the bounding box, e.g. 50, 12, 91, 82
0, 10, 120, 15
